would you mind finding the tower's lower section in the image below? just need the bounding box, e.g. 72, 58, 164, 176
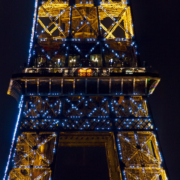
6, 95, 168, 180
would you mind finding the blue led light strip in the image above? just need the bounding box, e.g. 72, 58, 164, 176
3, 95, 24, 180
27, 0, 38, 66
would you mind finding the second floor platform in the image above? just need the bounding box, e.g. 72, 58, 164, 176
8, 67, 160, 101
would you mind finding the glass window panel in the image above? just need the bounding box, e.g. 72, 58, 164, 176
111, 79, 121, 94
27, 80, 37, 94
35, 55, 46, 68
75, 79, 85, 94
105, 56, 123, 67
51, 80, 61, 93
63, 79, 73, 94
99, 79, 109, 94
135, 80, 145, 94
39, 80, 49, 93
90, 54, 102, 67
52, 55, 66, 68
87, 79, 97, 94
123, 80, 133, 94
68, 55, 80, 67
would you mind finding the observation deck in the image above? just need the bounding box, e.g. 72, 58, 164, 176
8, 66, 160, 101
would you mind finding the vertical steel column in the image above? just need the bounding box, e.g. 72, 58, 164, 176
65, 5, 73, 67
28, 0, 40, 67
108, 96, 124, 180
96, 2, 106, 66
50, 132, 60, 180
85, 78, 87, 94
73, 79, 75, 94
133, 78, 135, 94
97, 78, 99, 94
37, 78, 39, 94
25, 79, 27, 94
50, 96, 65, 179
4, 96, 24, 180
121, 78, 123, 94
109, 78, 111, 94
49, 79, 51, 94
61, 79, 63, 95
145, 78, 147, 95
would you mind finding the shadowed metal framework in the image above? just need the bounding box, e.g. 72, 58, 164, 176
4, 0, 168, 180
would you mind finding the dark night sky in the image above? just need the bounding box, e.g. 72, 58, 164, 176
0, 0, 180, 179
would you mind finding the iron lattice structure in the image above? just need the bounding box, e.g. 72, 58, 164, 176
4, 0, 168, 180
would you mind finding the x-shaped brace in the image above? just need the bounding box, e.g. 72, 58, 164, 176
35, 37, 67, 61
65, 98, 84, 116
119, 133, 159, 165
72, 6, 95, 36
99, 6, 132, 39
73, 6, 99, 37
88, 98, 108, 116
38, 5, 69, 38
18, 134, 55, 165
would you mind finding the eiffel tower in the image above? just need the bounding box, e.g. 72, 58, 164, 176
4, 0, 168, 179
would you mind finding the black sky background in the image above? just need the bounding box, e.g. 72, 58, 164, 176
0, 0, 180, 179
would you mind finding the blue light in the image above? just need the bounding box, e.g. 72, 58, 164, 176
4, 95, 24, 180
27, 0, 38, 65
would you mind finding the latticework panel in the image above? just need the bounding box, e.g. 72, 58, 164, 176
9, 132, 56, 180
115, 118, 153, 130
61, 118, 112, 130
63, 96, 109, 117
37, 0, 133, 41
112, 96, 148, 117
9, 168, 51, 180
21, 119, 59, 130
23, 97, 61, 119
117, 131, 168, 180
124, 167, 167, 180
20, 96, 152, 131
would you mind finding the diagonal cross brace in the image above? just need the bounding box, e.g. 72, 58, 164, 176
74, 6, 98, 37
39, 5, 68, 37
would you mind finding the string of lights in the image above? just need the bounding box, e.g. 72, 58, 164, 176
3, 95, 24, 180
27, 0, 38, 66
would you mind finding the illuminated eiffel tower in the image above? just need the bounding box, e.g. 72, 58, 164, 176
4, 0, 168, 179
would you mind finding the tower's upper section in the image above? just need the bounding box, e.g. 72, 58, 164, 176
28, 0, 136, 68
7, 0, 160, 101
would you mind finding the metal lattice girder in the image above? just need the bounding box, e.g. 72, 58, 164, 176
116, 131, 168, 179
72, 6, 99, 38
19, 96, 152, 131
37, 0, 133, 40
10, 132, 56, 180
27, 0, 137, 68
14, 132, 56, 166
23, 96, 62, 119
124, 167, 168, 180
38, 4, 69, 38
20, 117, 153, 131
112, 96, 148, 117
9, 132, 56, 179
22, 96, 148, 119
117, 131, 163, 167
99, 5, 133, 39
9, 167, 51, 180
